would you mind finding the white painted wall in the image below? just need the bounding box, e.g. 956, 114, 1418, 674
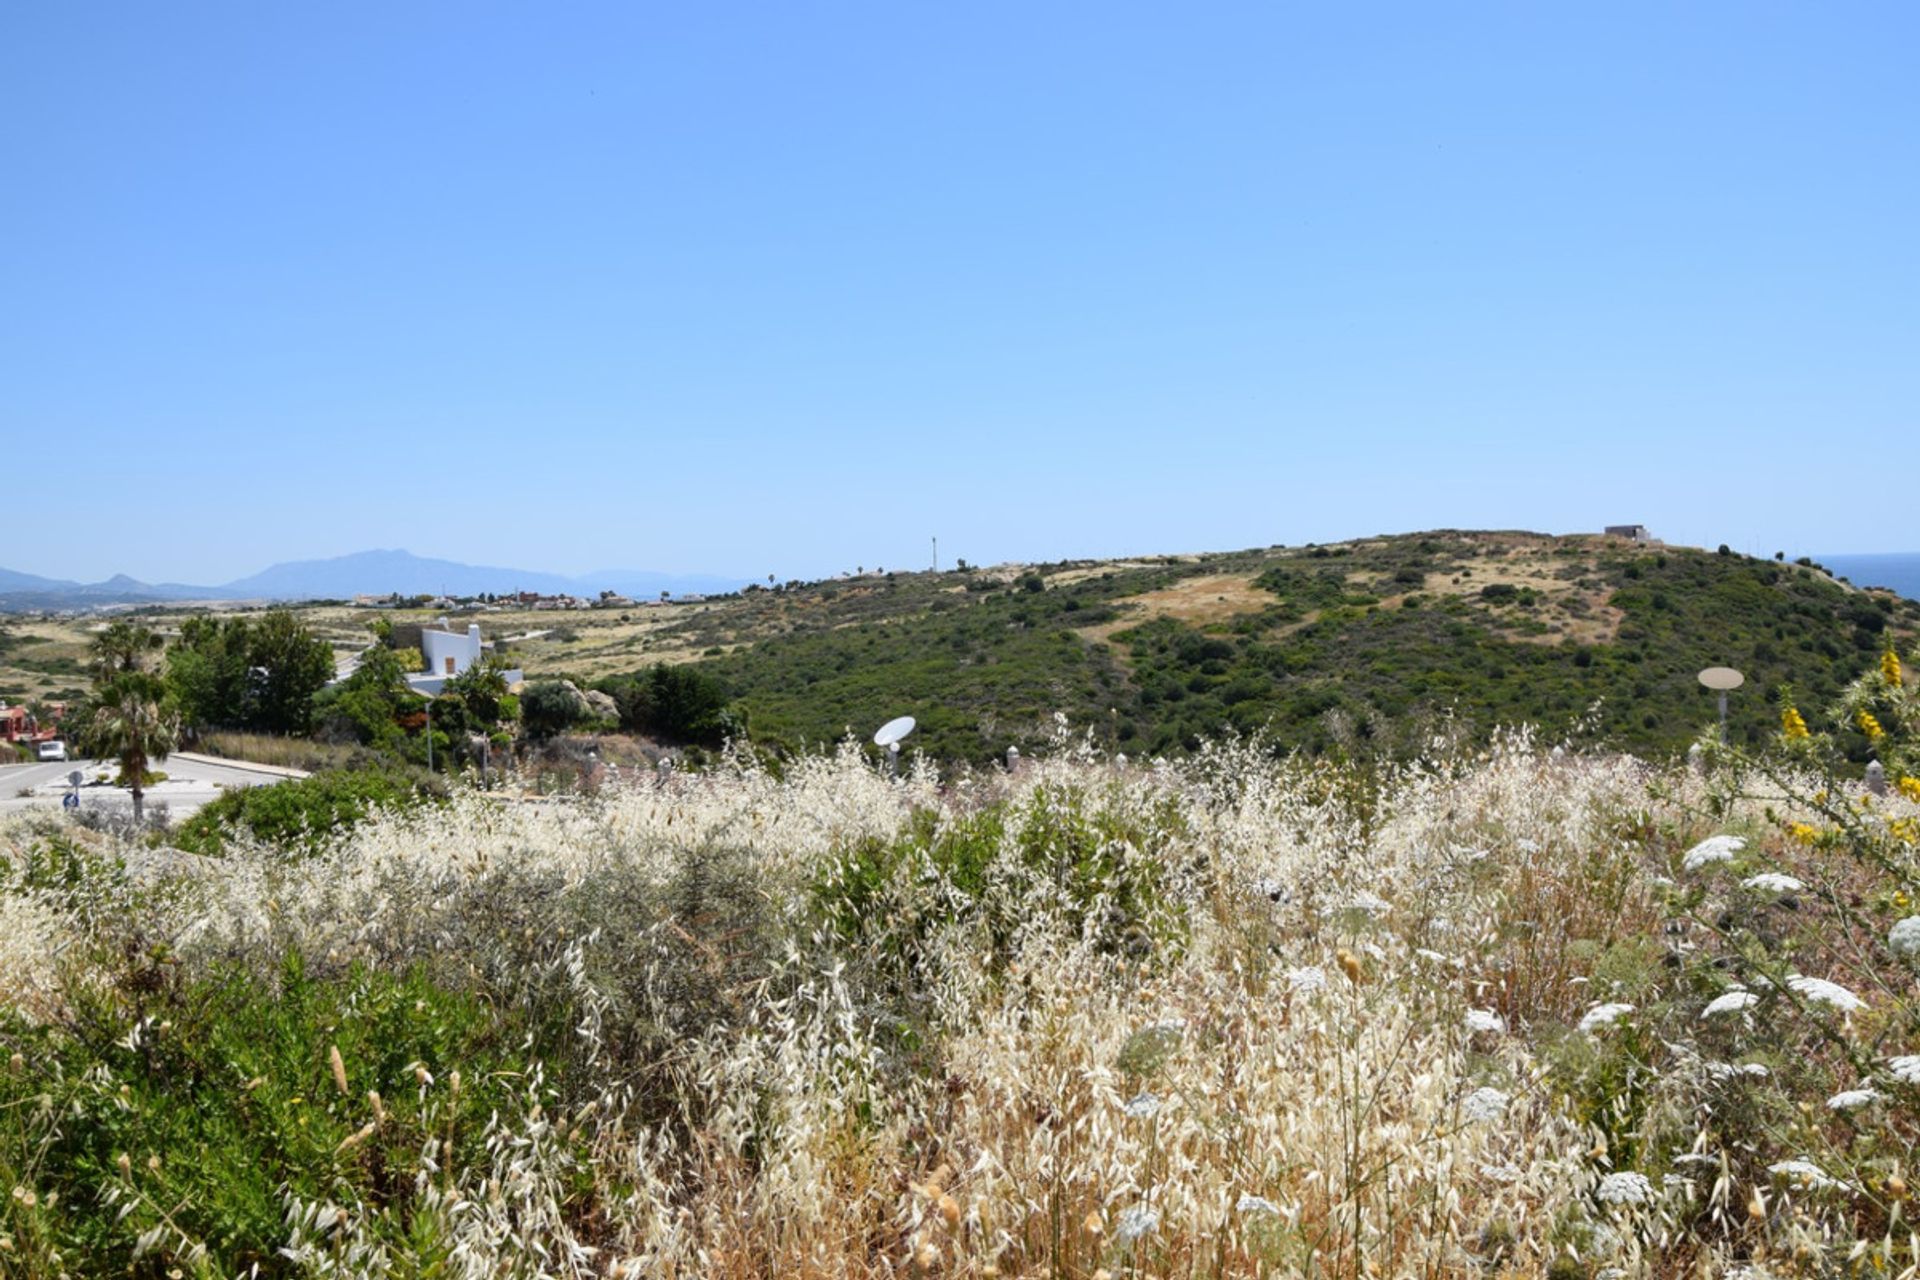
420, 623, 484, 678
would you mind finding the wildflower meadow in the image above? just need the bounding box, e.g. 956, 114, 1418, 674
5, 650, 1920, 1278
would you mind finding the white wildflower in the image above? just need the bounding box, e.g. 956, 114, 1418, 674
1682, 834, 1744, 872
1113, 1204, 1160, 1246
1286, 966, 1327, 993
1826, 1087, 1882, 1112
1889, 916, 1920, 961
1465, 1008, 1506, 1035
1786, 974, 1866, 1012
1706, 1061, 1771, 1081
1462, 1086, 1509, 1123
1252, 877, 1289, 903
1235, 1194, 1281, 1216
1594, 1171, 1655, 1205
1768, 1159, 1848, 1191
1579, 1002, 1634, 1033
1742, 872, 1804, 894
1888, 1054, 1920, 1084
1121, 1092, 1163, 1120
1343, 890, 1392, 917
1480, 1163, 1524, 1183
1701, 991, 1760, 1018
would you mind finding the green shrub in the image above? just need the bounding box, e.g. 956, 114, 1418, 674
0, 956, 543, 1275
174, 765, 442, 855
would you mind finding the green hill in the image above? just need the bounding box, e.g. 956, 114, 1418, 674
610, 531, 1918, 764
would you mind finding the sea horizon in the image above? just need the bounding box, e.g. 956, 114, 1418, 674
1818, 552, 1920, 602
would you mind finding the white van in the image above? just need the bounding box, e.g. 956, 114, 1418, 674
36, 740, 68, 762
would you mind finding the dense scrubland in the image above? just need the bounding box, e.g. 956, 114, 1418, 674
7, 636, 1920, 1278
9, 533, 1914, 775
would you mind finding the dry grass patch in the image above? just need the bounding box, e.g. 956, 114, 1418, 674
1078, 573, 1275, 653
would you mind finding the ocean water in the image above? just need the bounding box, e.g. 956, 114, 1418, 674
1819, 553, 1920, 602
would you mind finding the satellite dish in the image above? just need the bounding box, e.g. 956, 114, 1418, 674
1698, 667, 1745, 691
874, 716, 917, 748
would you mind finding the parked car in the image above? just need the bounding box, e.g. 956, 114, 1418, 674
36, 739, 68, 762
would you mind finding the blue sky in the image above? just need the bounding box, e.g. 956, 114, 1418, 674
5, 4, 1916, 583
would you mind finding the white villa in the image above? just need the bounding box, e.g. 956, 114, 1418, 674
407, 621, 523, 696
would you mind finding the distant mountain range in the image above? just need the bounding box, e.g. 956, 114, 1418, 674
0, 550, 748, 611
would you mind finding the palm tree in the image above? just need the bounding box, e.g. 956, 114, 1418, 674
89, 675, 179, 822
91, 621, 164, 682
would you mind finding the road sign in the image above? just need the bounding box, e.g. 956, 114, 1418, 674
68, 770, 84, 789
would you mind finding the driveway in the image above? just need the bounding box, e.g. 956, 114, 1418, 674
0, 752, 308, 820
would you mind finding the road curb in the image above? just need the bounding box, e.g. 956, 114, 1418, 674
168, 752, 312, 780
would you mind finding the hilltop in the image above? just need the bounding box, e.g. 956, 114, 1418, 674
567, 529, 1919, 763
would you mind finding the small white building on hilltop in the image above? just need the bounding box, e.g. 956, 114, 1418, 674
1604, 524, 1655, 543
408, 621, 522, 696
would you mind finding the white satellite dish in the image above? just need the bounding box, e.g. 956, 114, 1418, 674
1698, 667, 1745, 744
874, 716, 917, 748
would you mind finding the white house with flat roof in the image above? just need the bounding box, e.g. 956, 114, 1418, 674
407, 621, 522, 696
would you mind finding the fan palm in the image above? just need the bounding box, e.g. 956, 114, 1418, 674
89, 674, 180, 822
90, 620, 165, 681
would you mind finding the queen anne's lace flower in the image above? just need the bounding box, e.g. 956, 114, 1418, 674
1465, 1008, 1506, 1035
1235, 1194, 1281, 1216
1889, 916, 1920, 960
1701, 990, 1760, 1018
1742, 872, 1804, 894
1578, 1003, 1634, 1033
1768, 1159, 1848, 1191
1462, 1086, 1509, 1123
1344, 890, 1391, 917
1683, 835, 1744, 872
1706, 1061, 1771, 1081
1886, 1055, 1920, 1084
1286, 966, 1327, 993
1113, 1204, 1160, 1246
1786, 974, 1867, 1012
1122, 1092, 1162, 1119
1826, 1088, 1882, 1111
1594, 1171, 1655, 1205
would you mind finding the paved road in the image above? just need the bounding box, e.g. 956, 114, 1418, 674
0, 753, 307, 819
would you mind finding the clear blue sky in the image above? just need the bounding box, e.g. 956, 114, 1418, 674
5, 4, 1916, 584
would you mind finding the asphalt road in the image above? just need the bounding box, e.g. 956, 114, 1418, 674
0, 752, 306, 819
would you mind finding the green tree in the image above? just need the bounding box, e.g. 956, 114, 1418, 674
316, 644, 420, 751
90, 620, 164, 682
88, 674, 180, 822
442, 659, 512, 730
521, 680, 589, 740
166, 616, 254, 732
603, 664, 735, 746
247, 610, 335, 734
